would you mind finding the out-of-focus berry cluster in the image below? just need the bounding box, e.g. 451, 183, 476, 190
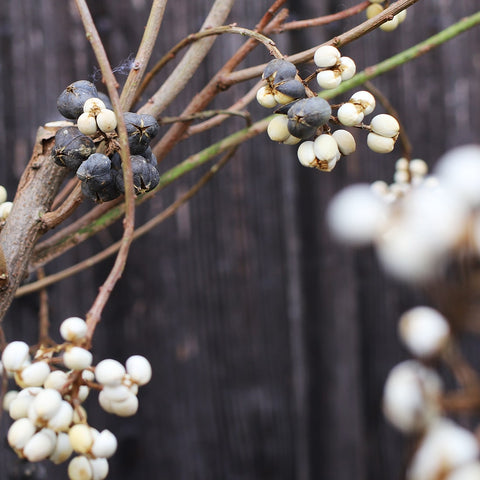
52, 80, 160, 203
257, 47, 400, 172
0, 185, 12, 223
366, 1, 408, 31
2, 317, 152, 480
327, 146, 480, 284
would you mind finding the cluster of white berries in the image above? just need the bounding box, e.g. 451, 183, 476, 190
2, 316, 152, 479
367, 1, 408, 31
383, 306, 480, 480
77, 98, 117, 136
313, 45, 356, 90
0, 185, 13, 222
327, 145, 480, 283
258, 47, 400, 173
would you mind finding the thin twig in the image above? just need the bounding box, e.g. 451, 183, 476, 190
37, 268, 50, 345
137, 0, 235, 118
273, 1, 370, 32
17, 148, 238, 297
74, 0, 136, 345
160, 108, 251, 126
119, 0, 168, 111
224, 0, 420, 85
51, 177, 79, 211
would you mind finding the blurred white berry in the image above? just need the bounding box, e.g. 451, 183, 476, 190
409, 158, 428, 177
60, 317, 88, 343
3, 390, 18, 411
110, 391, 139, 417
16, 361, 51, 388
370, 180, 390, 198
434, 145, 480, 208
327, 184, 388, 246
44, 370, 70, 391
366, 3, 383, 18
90, 457, 109, 480
396, 9, 408, 23
7, 417, 36, 450
337, 102, 364, 126
398, 306, 450, 358
256, 85, 277, 108
380, 16, 399, 31
316, 69, 342, 90
383, 360, 442, 433
446, 463, 480, 480
393, 170, 409, 184
367, 132, 395, 153
332, 129, 356, 156
0, 185, 7, 204
313, 45, 341, 68
49, 431, 73, 464
23, 428, 57, 462
313, 134, 340, 164
95, 359, 126, 386
91, 429, 117, 458
30, 388, 62, 421
68, 455, 93, 480
0, 201, 13, 220
83, 97, 106, 115
63, 347, 92, 371
267, 115, 300, 144
2, 341, 30, 372
47, 400, 74, 432
338, 57, 356, 81
407, 418, 479, 480
69, 424, 95, 454
126, 355, 152, 386
350, 90, 376, 115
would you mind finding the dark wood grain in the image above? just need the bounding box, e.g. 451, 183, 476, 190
0, 1, 479, 479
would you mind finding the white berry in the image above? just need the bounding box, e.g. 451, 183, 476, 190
337, 102, 364, 126
314, 45, 341, 68
126, 355, 152, 385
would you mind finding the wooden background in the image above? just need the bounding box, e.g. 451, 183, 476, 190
0, 0, 479, 478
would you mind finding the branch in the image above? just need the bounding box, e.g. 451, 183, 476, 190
0, 126, 67, 321
273, 1, 370, 33
119, 0, 168, 111
137, 0, 235, 117
74, 0, 136, 343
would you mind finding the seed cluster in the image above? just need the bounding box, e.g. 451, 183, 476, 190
0, 185, 12, 222
52, 80, 160, 203
366, 1, 408, 31
2, 317, 151, 480
257, 47, 400, 172
382, 305, 480, 480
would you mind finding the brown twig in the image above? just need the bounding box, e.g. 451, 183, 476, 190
224, 0, 420, 85
160, 108, 251, 126
136, 0, 235, 118
51, 177, 79, 211
273, 1, 371, 32
37, 267, 51, 345
119, 0, 168, 111
74, 0, 135, 345
41, 183, 84, 231
17, 148, 238, 297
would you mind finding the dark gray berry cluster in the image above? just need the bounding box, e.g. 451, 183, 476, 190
52, 80, 160, 203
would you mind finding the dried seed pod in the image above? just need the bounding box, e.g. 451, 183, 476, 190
287, 97, 332, 128
76, 153, 113, 190
52, 127, 96, 171
123, 112, 159, 155
81, 180, 121, 204
262, 59, 297, 84
115, 155, 160, 195
57, 80, 98, 120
